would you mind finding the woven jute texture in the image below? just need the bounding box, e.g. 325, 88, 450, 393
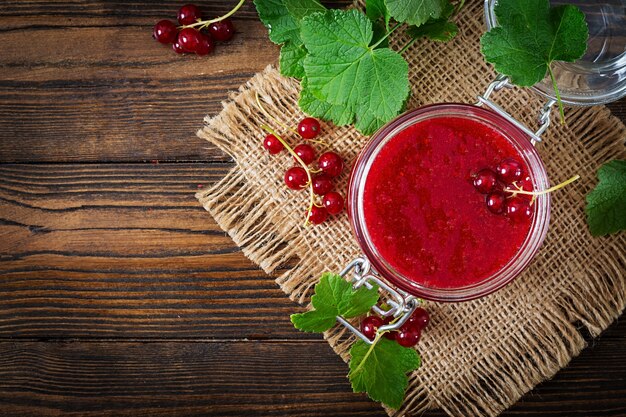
196, 1, 626, 416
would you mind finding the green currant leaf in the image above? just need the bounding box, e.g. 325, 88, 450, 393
299, 78, 355, 126
290, 273, 379, 333
586, 160, 626, 236
349, 338, 422, 409
384, 0, 449, 26
279, 42, 307, 78
480, 0, 588, 86
254, 0, 325, 44
300, 9, 409, 134
366, 0, 391, 30
406, 3, 457, 42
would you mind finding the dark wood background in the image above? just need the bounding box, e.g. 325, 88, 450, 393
0, 1, 625, 416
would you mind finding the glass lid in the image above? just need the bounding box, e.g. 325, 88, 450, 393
485, 0, 626, 106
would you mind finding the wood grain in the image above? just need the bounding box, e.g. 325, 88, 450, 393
0, 163, 316, 340
0, 1, 625, 416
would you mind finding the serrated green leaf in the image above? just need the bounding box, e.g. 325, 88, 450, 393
349, 338, 421, 409
385, 0, 448, 26
290, 273, 379, 333
586, 160, 626, 236
299, 80, 355, 126
480, 0, 588, 87
366, 0, 390, 29
280, 42, 307, 78
406, 18, 457, 42
300, 9, 409, 134
291, 309, 337, 332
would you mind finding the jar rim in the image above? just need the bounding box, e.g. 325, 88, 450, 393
347, 103, 551, 302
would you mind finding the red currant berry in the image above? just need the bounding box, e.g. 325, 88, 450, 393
496, 158, 524, 183
172, 40, 186, 54
486, 191, 506, 214
284, 167, 308, 190
323, 192, 344, 215
308, 206, 328, 225
153, 20, 178, 44
518, 175, 533, 192
178, 28, 201, 53
506, 197, 533, 222
396, 326, 421, 347
293, 144, 316, 165
318, 152, 343, 178
263, 134, 284, 154
407, 308, 430, 330
360, 315, 383, 340
208, 19, 236, 42
473, 168, 498, 194
195, 33, 214, 56
178, 4, 202, 25
298, 117, 321, 139
312, 174, 333, 196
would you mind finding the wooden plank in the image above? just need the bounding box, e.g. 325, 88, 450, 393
0, 163, 311, 339
0, 340, 386, 417
0, 325, 625, 417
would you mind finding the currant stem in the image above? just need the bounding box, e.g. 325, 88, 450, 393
350, 333, 382, 376
506, 175, 580, 196
260, 123, 315, 227
255, 92, 301, 137
180, 0, 246, 29
371, 22, 402, 50
548, 64, 565, 125
399, 38, 418, 55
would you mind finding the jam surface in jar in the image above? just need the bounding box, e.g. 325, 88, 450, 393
363, 116, 533, 289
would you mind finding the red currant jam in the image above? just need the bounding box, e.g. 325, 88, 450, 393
362, 116, 533, 290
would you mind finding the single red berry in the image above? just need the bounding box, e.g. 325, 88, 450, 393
153, 20, 178, 44
195, 33, 214, 56
506, 197, 533, 222
486, 191, 506, 214
518, 175, 533, 192
284, 166, 308, 190
396, 326, 421, 347
318, 152, 343, 178
312, 174, 333, 196
360, 315, 384, 340
473, 168, 498, 194
407, 308, 430, 330
209, 19, 236, 42
172, 40, 186, 54
263, 134, 284, 154
496, 158, 525, 183
293, 144, 316, 165
323, 192, 344, 215
178, 28, 201, 53
308, 206, 328, 225
178, 4, 202, 25
298, 117, 321, 139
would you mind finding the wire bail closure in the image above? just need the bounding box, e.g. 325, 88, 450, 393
335, 258, 420, 345
476, 74, 556, 145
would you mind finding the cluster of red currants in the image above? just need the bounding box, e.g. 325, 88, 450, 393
473, 158, 534, 222
262, 117, 345, 225
360, 307, 429, 348
152, 4, 236, 55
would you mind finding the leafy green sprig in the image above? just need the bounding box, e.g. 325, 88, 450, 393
291, 273, 422, 409
480, 0, 589, 123
254, 0, 462, 135
586, 160, 626, 236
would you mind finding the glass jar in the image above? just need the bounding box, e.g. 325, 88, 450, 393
347, 104, 551, 302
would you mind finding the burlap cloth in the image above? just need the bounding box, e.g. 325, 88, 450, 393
195, 1, 626, 416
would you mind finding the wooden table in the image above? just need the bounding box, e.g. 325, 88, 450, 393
1, 1, 625, 416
